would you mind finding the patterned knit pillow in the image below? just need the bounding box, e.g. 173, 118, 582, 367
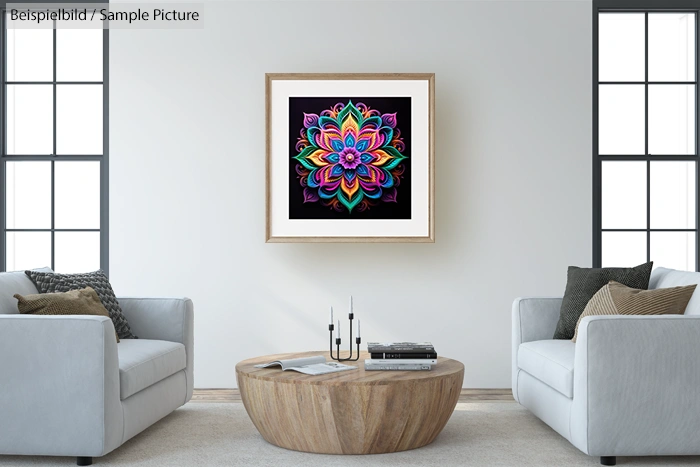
25, 270, 136, 340
15, 287, 119, 342
553, 262, 653, 340
571, 280, 697, 342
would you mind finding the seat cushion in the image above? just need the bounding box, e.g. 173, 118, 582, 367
518, 340, 575, 398
118, 339, 186, 400
650, 267, 700, 315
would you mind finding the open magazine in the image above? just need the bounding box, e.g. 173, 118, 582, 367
254, 356, 356, 375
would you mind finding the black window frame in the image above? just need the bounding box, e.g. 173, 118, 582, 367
593, 0, 700, 270
0, 0, 109, 275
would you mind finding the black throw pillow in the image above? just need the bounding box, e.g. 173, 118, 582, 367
25, 270, 136, 340
553, 262, 653, 340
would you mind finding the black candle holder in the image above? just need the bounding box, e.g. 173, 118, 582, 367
329, 312, 361, 362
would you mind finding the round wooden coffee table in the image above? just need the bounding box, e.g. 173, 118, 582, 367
236, 351, 464, 454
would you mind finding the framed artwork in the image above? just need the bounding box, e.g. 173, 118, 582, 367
266, 73, 434, 243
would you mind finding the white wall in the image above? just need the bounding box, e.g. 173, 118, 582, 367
109, 0, 592, 388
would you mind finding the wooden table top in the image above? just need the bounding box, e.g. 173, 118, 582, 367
235, 351, 464, 386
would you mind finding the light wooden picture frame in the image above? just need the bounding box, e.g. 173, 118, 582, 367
266, 73, 435, 243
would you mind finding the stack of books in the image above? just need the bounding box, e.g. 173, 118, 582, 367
364, 342, 437, 371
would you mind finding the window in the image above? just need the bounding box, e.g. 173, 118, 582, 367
0, 15, 108, 273
594, 1, 699, 271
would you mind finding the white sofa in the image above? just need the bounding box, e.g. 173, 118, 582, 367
0, 270, 194, 465
512, 267, 700, 466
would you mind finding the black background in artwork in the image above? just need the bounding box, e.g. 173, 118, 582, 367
288, 96, 412, 220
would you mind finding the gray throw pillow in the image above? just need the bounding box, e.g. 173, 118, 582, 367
553, 262, 653, 340
25, 270, 136, 340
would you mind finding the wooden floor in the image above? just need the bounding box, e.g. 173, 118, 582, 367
192, 388, 514, 403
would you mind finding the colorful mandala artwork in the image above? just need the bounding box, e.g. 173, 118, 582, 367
292, 100, 408, 215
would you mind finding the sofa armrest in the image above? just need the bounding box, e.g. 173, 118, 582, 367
118, 297, 194, 402
0, 315, 122, 457
511, 297, 562, 402
571, 315, 700, 457
512, 297, 562, 345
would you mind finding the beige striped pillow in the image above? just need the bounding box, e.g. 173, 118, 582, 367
571, 280, 697, 342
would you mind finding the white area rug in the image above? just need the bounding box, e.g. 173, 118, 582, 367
1, 403, 699, 466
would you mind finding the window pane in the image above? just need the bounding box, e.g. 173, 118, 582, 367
5, 162, 52, 229
602, 232, 647, 267
6, 85, 53, 155
55, 162, 100, 229
602, 161, 647, 229
56, 85, 103, 155
54, 232, 100, 273
648, 85, 695, 155
649, 13, 696, 82
6, 28, 53, 81
56, 29, 103, 82
599, 85, 645, 155
599, 13, 645, 82
6, 232, 51, 272
650, 232, 695, 271
650, 161, 696, 229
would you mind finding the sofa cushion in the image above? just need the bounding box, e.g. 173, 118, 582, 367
572, 281, 696, 342
118, 339, 186, 400
26, 270, 136, 339
15, 287, 120, 343
518, 340, 575, 398
650, 267, 700, 315
553, 262, 653, 340
0, 268, 53, 315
